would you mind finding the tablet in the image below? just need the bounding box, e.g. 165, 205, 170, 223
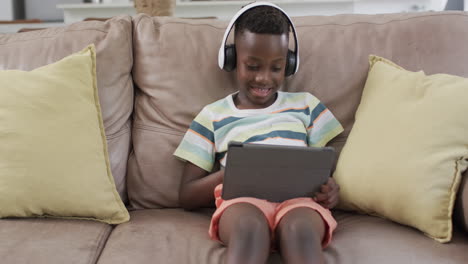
222, 142, 336, 203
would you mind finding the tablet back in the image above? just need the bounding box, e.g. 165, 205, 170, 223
222, 143, 336, 202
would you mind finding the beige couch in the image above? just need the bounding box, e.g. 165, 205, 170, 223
0, 11, 467, 264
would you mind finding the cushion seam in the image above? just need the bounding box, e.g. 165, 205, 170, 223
88, 225, 112, 264
133, 123, 185, 136
121, 18, 134, 89
107, 125, 131, 140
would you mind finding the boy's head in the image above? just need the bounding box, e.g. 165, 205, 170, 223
234, 5, 290, 37
232, 5, 293, 109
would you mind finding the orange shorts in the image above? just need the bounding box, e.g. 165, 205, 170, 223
208, 184, 337, 248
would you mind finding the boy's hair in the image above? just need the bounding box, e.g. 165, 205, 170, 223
234, 6, 290, 37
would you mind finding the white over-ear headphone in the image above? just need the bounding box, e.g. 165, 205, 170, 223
217, 1, 300, 76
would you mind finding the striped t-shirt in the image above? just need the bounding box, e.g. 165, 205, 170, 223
174, 91, 344, 172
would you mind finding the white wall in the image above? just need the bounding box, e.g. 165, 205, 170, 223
355, 0, 441, 14
16, 0, 465, 22
0, 0, 15, 20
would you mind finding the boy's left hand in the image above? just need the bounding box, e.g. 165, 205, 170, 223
313, 178, 340, 209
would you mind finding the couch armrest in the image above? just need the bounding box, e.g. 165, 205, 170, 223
454, 170, 468, 234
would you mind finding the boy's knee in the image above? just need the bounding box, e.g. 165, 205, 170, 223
278, 208, 324, 243
225, 203, 269, 239
234, 206, 269, 236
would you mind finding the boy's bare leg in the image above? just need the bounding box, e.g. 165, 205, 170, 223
276, 207, 326, 264
219, 203, 271, 264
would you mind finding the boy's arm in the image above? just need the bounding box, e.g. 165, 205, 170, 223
305, 94, 343, 209
179, 162, 224, 210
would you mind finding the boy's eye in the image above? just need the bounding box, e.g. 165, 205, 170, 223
272, 66, 283, 72
247, 65, 259, 71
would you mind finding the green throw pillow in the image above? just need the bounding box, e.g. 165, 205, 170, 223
334, 55, 468, 242
0, 45, 129, 224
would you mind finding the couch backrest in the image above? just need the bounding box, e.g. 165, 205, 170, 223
0, 15, 134, 203
128, 12, 468, 210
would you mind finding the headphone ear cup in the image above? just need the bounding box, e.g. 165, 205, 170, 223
224, 44, 237, 72
285, 49, 296, 77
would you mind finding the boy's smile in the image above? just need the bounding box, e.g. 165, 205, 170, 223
234, 30, 289, 109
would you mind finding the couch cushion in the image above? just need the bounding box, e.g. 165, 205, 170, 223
97, 209, 468, 264
0, 16, 133, 203
97, 209, 225, 264
128, 15, 236, 209
97, 209, 284, 264
328, 211, 468, 264
128, 12, 468, 211
0, 218, 112, 264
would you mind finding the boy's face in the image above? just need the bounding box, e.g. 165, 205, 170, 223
235, 30, 289, 109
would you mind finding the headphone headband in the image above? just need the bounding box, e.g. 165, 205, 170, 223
217, 1, 300, 75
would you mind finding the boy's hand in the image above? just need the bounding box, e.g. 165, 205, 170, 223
218, 168, 225, 183
313, 178, 340, 209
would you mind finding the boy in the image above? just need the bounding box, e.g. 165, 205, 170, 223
174, 3, 343, 263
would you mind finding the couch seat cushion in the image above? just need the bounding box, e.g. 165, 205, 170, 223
98, 208, 282, 263
97, 209, 228, 264
97, 209, 467, 264
329, 211, 468, 264
0, 218, 112, 264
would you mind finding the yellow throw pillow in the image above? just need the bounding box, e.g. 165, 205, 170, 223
0, 45, 129, 224
334, 55, 468, 242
